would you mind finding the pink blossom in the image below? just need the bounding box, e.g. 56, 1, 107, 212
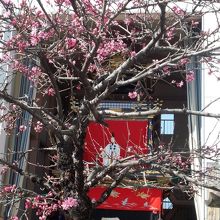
10, 216, 18, 220
11, 18, 17, 25
186, 71, 195, 82
0, 104, 6, 110
0, 165, 8, 175
17, 41, 29, 52
19, 125, 27, 132
3, 11, 10, 18
32, 197, 59, 218
30, 36, 39, 46
173, 6, 185, 16
88, 63, 97, 72
3, 185, 16, 193
46, 191, 53, 197
130, 51, 136, 57
97, 40, 126, 61
31, 66, 41, 76
3, 0, 11, 4
12, 161, 18, 167
128, 91, 138, 99
162, 66, 170, 75
152, 210, 158, 214
55, 0, 71, 5
66, 38, 77, 49
38, 31, 50, 40
91, 198, 96, 203
76, 84, 81, 90
61, 197, 78, 210
34, 195, 42, 203
166, 28, 175, 40
30, 28, 40, 46
25, 199, 32, 209
34, 121, 43, 133
28, 66, 42, 82
12, 104, 18, 111
45, 88, 55, 96
12, 60, 29, 75
179, 58, 190, 66
39, 216, 46, 220
64, 0, 71, 5
191, 20, 199, 28
124, 18, 133, 25
176, 81, 184, 88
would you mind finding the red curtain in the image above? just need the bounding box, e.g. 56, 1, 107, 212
84, 120, 149, 165
88, 187, 162, 212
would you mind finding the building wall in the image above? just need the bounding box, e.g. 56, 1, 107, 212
153, 78, 188, 152
189, 11, 220, 220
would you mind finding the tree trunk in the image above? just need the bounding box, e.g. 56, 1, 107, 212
57, 119, 93, 220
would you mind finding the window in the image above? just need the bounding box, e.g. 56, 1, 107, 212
160, 114, 174, 135
163, 197, 173, 209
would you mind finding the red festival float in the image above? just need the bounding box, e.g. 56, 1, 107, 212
84, 120, 162, 220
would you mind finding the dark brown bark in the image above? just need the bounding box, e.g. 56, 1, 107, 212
56, 116, 93, 220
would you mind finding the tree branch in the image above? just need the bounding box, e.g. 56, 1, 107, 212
153, 164, 220, 192
39, 54, 64, 120
93, 167, 130, 208
36, 0, 59, 35
0, 91, 63, 138
0, 158, 45, 187
99, 108, 220, 119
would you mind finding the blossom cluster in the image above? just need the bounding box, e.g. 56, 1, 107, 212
0, 104, 22, 134
10, 216, 18, 220
24, 194, 78, 220
157, 153, 191, 170
97, 40, 126, 62
45, 87, 55, 96
2, 185, 16, 193
128, 91, 138, 99
34, 121, 44, 133
0, 165, 8, 175
172, 6, 185, 17
61, 197, 78, 210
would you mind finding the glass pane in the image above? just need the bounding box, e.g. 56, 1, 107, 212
163, 198, 173, 209
161, 114, 174, 120
160, 114, 174, 135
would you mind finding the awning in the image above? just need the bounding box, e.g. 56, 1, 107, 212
88, 187, 162, 212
